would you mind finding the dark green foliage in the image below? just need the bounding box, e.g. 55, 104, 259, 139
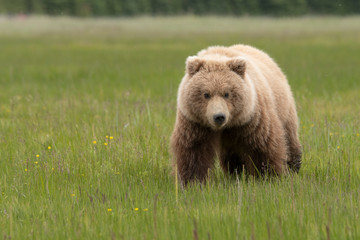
258, 0, 308, 16
0, 0, 359, 16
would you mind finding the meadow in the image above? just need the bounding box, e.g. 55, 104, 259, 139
0, 16, 359, 239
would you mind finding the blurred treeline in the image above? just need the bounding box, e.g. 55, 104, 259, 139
0, 0, 359, 16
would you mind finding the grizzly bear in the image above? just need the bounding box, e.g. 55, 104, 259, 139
170, 44, 302, 185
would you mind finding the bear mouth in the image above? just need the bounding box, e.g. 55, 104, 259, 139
209, 120, 228, 130
208, 112, 229, 130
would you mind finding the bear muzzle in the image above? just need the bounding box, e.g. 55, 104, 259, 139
213, 113, 226, 126
206, 97, 229, 129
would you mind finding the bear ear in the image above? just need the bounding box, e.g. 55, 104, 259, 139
227, 57, 246, 78
186, 56, 204, 76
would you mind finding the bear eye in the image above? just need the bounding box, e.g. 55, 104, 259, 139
204, 93, 211, 99
224, 92, 229, 98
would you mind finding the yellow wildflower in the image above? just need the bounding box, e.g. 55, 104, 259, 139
110, 136, 114, 140
107, 208, 112, 212
143, 208, 148, 211
337, 146, 340, 149
35, 161, 38, 164
36, 154, 39, 158
25, 168, 27, 172
134, 208, 139, 211
93, 140, 97, 144
48, 146, 51, 150
106, 135, 109, 139
104, 142, 108, 146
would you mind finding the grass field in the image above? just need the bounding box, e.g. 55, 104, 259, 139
0, 16, 360, 239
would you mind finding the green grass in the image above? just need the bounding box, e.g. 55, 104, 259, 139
0, 16, 360, 239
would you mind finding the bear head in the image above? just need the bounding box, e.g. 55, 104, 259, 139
177, 56, 257, 130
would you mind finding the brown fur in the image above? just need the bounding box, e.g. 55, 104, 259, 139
171, 44, 302, 185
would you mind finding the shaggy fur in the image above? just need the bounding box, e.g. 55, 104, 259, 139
171, 44, 302, 185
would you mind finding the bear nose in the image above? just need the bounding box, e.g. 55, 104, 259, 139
213, 113, 226, 125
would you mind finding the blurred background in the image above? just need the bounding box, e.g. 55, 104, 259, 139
0, 0, 359, 17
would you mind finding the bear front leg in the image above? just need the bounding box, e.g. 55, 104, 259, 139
242, 119, 288, 176
255, 128, 288, 176
220, 149, 246, 175
170, 112, 217, 185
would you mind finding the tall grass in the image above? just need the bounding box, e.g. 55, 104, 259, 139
0, 16, 359, 239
